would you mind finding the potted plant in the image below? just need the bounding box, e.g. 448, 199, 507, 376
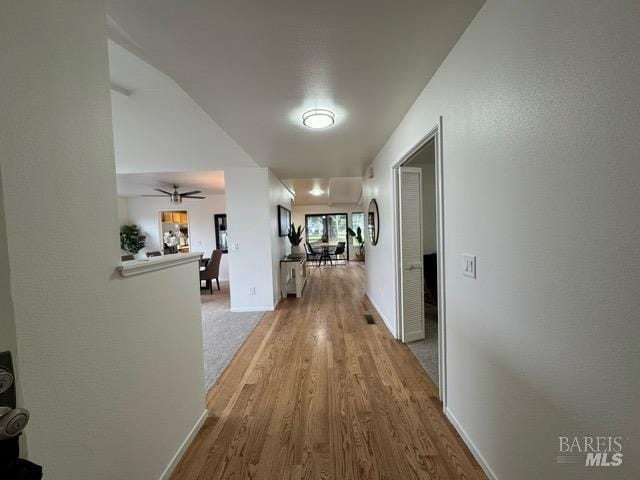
347, 226, 365, 262
120, 224, 146, 258
287, 223, 304, 255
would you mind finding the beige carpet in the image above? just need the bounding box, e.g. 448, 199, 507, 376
200, 282, 263, 390
407, 303, 439, 385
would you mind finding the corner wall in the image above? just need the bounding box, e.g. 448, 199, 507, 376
268, 171, 293, 306
225, 167, 290, 311
363, 0, 640, 478
0, 2, 206, 477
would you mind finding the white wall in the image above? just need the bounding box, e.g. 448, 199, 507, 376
0, 172, 17, 371
269, 171, 293, 306
363, 1, 640, 479
117, 196, 130, 224
110, 41, 257, 174
225, 168, 275, 311
0, 2, 206, 478
0, 170, 25, 455
223, 168, 291, 311
291, 204, 363, 258
123, 194, 230, 280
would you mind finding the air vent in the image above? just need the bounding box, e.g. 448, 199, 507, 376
364, 313, 375, 325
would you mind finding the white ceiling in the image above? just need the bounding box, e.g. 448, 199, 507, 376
108, 41, 256, 175
286, 177, 362, 206
106, 0, 484, 179
116, 171, 225, 197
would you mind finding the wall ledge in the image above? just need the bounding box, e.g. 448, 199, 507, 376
118, 252, 203, 277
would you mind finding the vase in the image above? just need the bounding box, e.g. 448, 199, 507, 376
291, 245, 302, 255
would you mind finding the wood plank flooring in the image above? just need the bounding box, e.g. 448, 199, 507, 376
172, 263, 486, 480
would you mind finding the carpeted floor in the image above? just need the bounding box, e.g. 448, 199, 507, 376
200, 283, 263, 391
407, 303, 439, 385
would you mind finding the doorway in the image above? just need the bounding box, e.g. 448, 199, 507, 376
393, 121, 446, 402
159, 210, 190, 254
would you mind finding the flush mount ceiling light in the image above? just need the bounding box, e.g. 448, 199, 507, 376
309, 187, 324, 196
302, 109, 335, 129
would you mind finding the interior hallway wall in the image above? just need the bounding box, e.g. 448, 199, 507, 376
123, 194, 230, 280
0, 170, 24, 454
0, 2, 206, 478
117, 196, 130, 225
363, 0, 640, 479
225, 167, 291, 311
269, 171, 293, 306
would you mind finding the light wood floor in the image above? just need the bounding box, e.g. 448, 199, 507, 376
172, 263, 486, 480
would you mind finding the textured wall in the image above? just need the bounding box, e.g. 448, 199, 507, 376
363, 0, 640, 478
0, 1, 206, 477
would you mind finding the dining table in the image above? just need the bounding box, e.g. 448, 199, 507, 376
313, 242, 336, 266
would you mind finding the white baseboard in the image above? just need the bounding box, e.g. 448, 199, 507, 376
444, 407, 498, 480
365, 293, 396, 337
159, 409, 208, 480
230, 305, 274, 313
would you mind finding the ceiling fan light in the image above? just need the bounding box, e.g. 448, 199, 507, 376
302, 109, 335, 129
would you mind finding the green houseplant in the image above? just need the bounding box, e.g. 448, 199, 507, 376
287, 223, 304, 255
347, 226, 365, 262
120, 224, 146, 256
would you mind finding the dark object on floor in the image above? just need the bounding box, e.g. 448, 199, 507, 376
200, 249, 223, 293
423, 253, 438, 305
0, 457, 43, 480
145, 251, 162, 258
364, 313, 375, 324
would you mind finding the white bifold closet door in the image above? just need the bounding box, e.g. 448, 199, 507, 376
399, 167, 425, 342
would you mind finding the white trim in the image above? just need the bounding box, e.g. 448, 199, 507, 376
158, 409, 208, 480
445, 407, 498, 480
434, 117, 447, 402
391, 119, 448, 405
118, 252, 203, 277
365, 294, 395, 337
230, 305, 274, 313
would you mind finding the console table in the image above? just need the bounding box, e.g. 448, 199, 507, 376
280, 255, 307, 298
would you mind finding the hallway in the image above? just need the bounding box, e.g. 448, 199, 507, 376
172, 264, 486, 480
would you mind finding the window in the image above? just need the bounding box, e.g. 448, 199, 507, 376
351, 212, 364, 247
305, 213, 349, 259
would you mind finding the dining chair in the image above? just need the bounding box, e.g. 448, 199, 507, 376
331, 241, 347, 265
304, 242, 321, 266
146, 251, 162, 258
200, 249, 223, 293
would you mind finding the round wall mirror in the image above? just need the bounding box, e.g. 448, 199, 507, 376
367, 199, 380, 245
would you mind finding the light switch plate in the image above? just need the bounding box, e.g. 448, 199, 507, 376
462, 254, 476, 278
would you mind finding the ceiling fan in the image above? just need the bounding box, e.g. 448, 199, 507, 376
142, 184, 205, 205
